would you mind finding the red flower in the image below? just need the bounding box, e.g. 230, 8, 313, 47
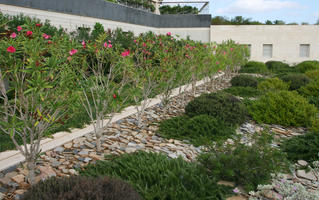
26, 31, 33, 36
36, 23, 42, 27
42, 33, 51, 39
69, 48, 78, 56
121, 50, 130, 57
113, 94, 117, 99
48, 41, 53, 44
7, 46, 16, 53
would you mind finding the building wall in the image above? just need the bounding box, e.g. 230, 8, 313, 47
0, 4, 211, 42
210, 25, 319, 64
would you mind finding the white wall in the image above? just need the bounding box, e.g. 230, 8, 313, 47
0, 4, 211, 42
211, 25, 319, 64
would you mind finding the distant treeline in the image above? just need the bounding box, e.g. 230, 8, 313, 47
211, 16, 314, 25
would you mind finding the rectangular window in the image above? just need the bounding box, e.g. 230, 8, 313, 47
263, 44, 273, 58
300, 44, 310, 57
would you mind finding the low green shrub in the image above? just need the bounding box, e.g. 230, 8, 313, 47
230, 75, 258, 88
198, 132, 288, 191
185, 91, 248, 125
299, 79, 319, 97
281, 73, 310, 90
81, 151, 231, 200
158, 115, 236, 146
248, 91, 318, 127
296, 60, 319, 73
265, 61, 295, 74
223, 86, 261, 98
281, 131, 319, 164
239, 61, 268, 74
257, 77, 289, 92
305, 70, 319, 80
22, 176, 142, 200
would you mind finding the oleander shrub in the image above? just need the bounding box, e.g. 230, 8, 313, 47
158, 115, 236, 146
185, 91, 248, 125
281, 73, 310, 90
239, 61, 268, 74
81, 151, 231, 200
296, 60, 319, 73
257, 77, 289, 92
198, 132, 288, 191
281, 131, 319, 164
248, 91, 318, 127
265, 61, 295, 74
305, 70, 319, 80
230, 75, 258, 88
22, 176, 142, 200
223, 86, 261, 98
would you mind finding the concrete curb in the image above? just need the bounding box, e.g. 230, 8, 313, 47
0, 74, 222, 172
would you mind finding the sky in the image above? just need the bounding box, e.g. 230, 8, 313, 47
209, 0, 319, 24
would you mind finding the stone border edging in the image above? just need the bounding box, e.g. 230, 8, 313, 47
0, 75, 221, 172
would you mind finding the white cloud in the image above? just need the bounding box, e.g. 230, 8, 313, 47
216, 0, 300, 15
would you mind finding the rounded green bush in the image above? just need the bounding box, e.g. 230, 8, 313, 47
257, 77, 289, 92
281, 131, 319, 164
185, 91, 248, 125
22, 176, 142, 200
81, 151, 230, 200
299, 79, 319, 97
296, 60, 319, 73
265, 61, 294, 74
305, 70, 319, 80
248, 91, 318, 127
159, 115, 236, 146
281, 73, 310, 90
230, 75, 258, 88
223, 86, 261, 98
239, 61, 268, 74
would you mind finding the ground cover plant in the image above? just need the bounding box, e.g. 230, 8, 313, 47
198, 132, 288, 192
185, 91, 248, 126
223, 86, 261, 98
281, 131, 319, 164
22, 176, 142, 200
248, 90, 318, 127
158, 114, 236, 146
257, 77, 289, 92
280, 73, 310, 90
265, 60, 296, 74
81, 151, 231, 200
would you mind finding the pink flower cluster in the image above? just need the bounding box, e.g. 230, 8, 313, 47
121, 50, 130, 57
10, 32, 17, 39
42, 33, 51, 39
69, 48, 78, 56
104, 41, 112, 48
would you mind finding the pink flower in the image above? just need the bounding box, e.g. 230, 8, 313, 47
142, 43, 146, 47
26, 31, 33, 36
216, 61, 220, 65
36, 23, 42, 27
108, 44, 112, 48
108, 40, 111, 43
121, 50, 130, 57
233, 188, 240, 194
113, 94, 117, 99
82, 40, 86, 48
230, 48, 234, 51
67, 56, 72, 61
166, 32, 171, 36
7, 46, 16, 53
17, 26, 22, 32
47, 41, 53, 44
103, 42, 107, 48
69, 48, 78, 56
10, 32, 17, 39
133, 40, 137, 43
42, 33, 51, 39
223, 51, 226, 55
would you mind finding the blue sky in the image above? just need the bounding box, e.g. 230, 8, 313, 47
209, 0, 319, 24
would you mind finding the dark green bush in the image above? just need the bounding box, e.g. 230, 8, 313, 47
239, 61, 268, 74
223, 86, 261, 98
281, 73, 310, 90
230, 75, 258, 88
281, 131, 319, 164
91, 22, 105, 40
296, 60, 319, 73
299, 79, 319, 97
198, 132, 288, 191
248, 91, 318, 127
22, 176, 142, 200
81, 151, 231, 200
265, 61, 295, 74
158, 115, 236, 146
185, 91, 248, 125
257, 77, 289, 92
